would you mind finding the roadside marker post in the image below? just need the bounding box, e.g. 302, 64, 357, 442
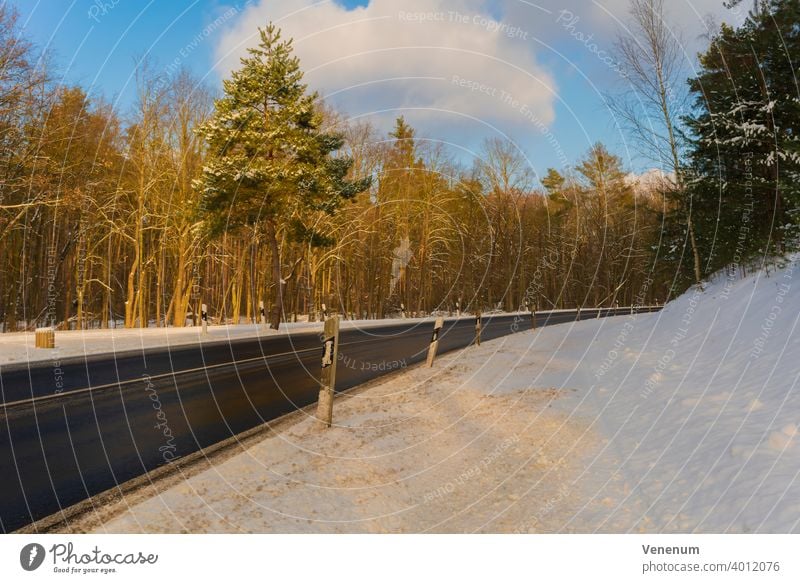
316, 315, 340, 428
400, 303, 406, 319
455, 300, 461, 317
201, 303, 209, 335
426, 316, 444, 367
475, 311, 482, 346
259, 300, 266, 328
531, 306, 536, 330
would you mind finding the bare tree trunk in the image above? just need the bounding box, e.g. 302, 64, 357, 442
172, 235, 188, 326
266, 219, 284, 330
125, 247, 139, 328
687, 214, 702, 284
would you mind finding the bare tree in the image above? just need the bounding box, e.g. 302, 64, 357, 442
164, 69, 212, 327
611, 0, 702, 283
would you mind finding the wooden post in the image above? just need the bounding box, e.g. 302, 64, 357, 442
201, 303, 208, 335
35, 327, 55, 349
475, 311, 482, 346
259, 300, 266, 328
316, 315, 340, 428
426, 316, 444, 367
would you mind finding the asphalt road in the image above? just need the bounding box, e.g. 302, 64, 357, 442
0, 306, 659, 532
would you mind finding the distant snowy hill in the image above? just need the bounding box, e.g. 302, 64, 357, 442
625, 168, 675, 194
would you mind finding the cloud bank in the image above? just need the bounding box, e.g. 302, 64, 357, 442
214, 0, 557, 139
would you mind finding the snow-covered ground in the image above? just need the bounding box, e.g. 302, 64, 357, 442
83, 259, 798, 533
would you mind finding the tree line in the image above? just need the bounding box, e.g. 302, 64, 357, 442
0, 1, 796, 332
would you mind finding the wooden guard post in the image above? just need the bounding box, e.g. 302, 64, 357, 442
316, 315, 340, 427
426, 316, 444, 367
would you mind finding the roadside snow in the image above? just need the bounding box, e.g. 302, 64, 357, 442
87, 259, 799, 533
90, 336, 598, 533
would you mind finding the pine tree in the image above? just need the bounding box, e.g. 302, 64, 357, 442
195, 23, 370, 329
683, 0, 800, 275
541, 168, 565, 195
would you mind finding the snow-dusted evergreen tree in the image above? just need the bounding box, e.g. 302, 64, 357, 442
195, 24, 370, 329
683, 0, 800, 273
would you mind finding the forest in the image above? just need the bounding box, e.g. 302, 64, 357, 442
0, 0, 797, 332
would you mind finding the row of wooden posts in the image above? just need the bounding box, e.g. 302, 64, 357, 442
315, 308, 540, 428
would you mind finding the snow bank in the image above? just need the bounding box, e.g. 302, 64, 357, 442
528, 256, 800, 532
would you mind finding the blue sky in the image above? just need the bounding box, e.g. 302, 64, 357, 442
12, 0, 733, 179
14, 1, 239, 107
13, 0, 372, 107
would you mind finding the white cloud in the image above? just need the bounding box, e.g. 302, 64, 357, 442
589, 0, 742, 53
214, 0, 557, 138
503, 0, 738, 78
510, 0, 738, 43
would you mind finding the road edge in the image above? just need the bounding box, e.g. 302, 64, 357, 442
21, 360, 421, 534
